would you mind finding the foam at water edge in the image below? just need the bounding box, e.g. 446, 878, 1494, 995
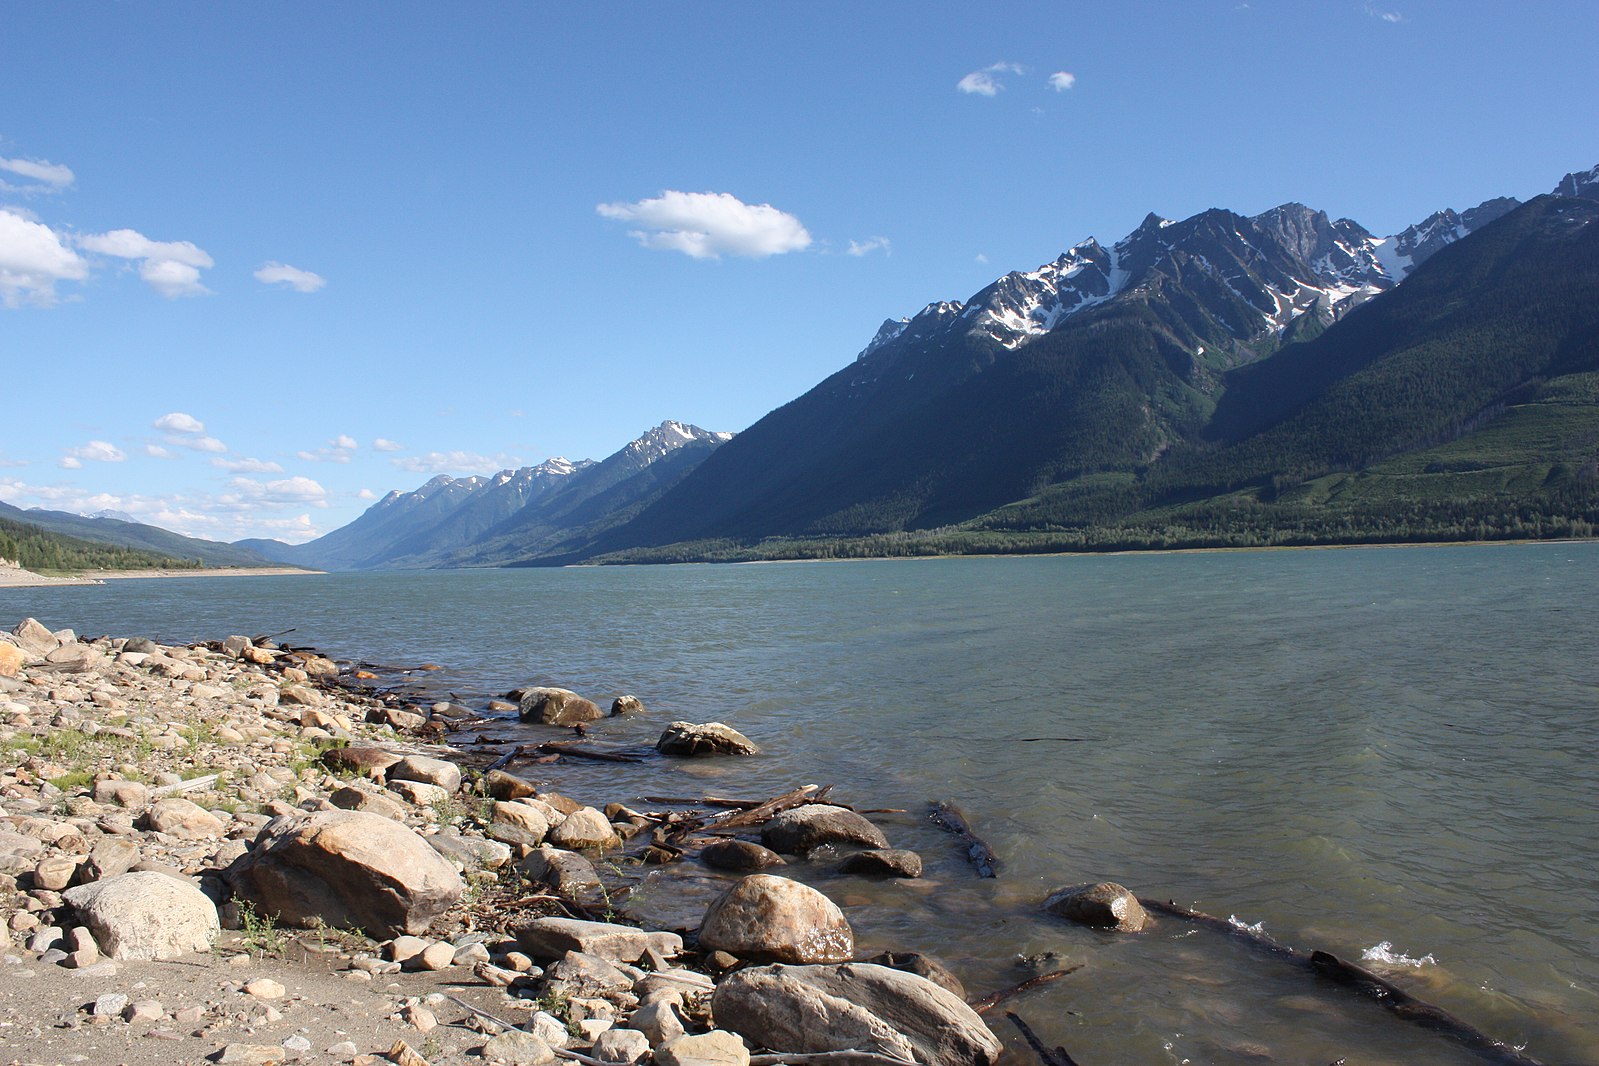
1362, 940, 1438, 967
1228, 915, 1266, 935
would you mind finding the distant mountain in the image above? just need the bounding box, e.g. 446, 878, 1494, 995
0, 513, 208, 573
576, 164, 1599, 560
0, 500, 280, 568
274, 421, 731, 570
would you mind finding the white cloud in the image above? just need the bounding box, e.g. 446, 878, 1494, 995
975, 253, 989, 264
0, 476, 326, 544
68, 440, 126, 463
392, 451, 524, 475
1364, 3, 1405, 21
212, 456, 285, 474
254, 261, 325, 293
59, 456, 82, 470
1049, 71, 1077, 91
372, 438, 403, 452
0, 156, 75, 190
958, 62, 1026, 97
597, 191, 812, 259
331, 434, 357, 450
0, 208, 89, 308
79, 227, 213, 298
227, 475, 329, 506
297, 435, 357, 463
846, 236, 891, 257
184, 435, 228, 454
144, 444, 175, 459
356, 488, 378, 500
154, 412, 206, 434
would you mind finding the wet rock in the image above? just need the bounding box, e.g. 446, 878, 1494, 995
761, 805, 888, 855
517, 846, 603, 905
482, 769, 538, 801
63, 871, 220, 960
514, 917, 681, 964
697, 874, 853, 964
838, 848, 922, 878
388, 755, 462, 793
609, 695, 644, 715
714, 962, 1000, 1066
699, 840, 786, 873
517, 687, 604, 727
224, 810, 465, 938
1043, 881, 1149, 932
863, 951, 965, 999
655, 721, 760, 757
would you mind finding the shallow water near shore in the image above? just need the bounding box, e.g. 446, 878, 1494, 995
6, 543, 1598, 1065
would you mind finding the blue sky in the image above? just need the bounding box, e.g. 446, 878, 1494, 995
3, 1, 1596, 544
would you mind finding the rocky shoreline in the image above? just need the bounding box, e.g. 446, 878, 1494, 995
0, 618, 1032, 1066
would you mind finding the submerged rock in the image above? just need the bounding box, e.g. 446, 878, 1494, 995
839, 848, 923, 878
655, 721, 760, 757
1044, 881, 1150, 932
700, 839, 786, 873
517, 687, 604, 726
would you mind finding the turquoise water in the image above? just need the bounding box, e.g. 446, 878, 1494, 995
6, 543, 1597, 1064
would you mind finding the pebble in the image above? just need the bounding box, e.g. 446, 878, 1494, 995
245, 977, 287, 1000
91, 992, 129, 1017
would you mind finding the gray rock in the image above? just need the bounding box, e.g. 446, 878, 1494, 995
656, 721, 760, 757
546, 806, 618, 851
120, 637, 158, 655
427, 831, 513, 871
517, 847, 603, 908
700, 840, 786, 873
1043, 881, 1150, 932
546, 949, 634, 997
609, 695, 644, 715
838, 848, 922, 878
388, 755, 462, 793
63, 871, 220, 960
517, 687, 604, 727
653, 1031, 749, 1066
84, 838, 141, 882
627, 999, 686, 1045
224, 810, 465, 938
329, 786, 409, 821
480, 1029, 556, 1065
139, 798, 225, 839
11, 618, 58, 658
591, 1027, 650, 1065
514, 917, 682, 963
863, 951, 965, 999
761, 805, 887, 855
92, 991, 130, 1017
697, 874, 853, 964
711, 962, 1002, 1066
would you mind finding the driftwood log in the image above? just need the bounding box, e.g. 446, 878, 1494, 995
929, 800, 998, 877
1006, 1012, 1081, 1066
969, 966, 1082, 1015
1139, 898, 1546, 1066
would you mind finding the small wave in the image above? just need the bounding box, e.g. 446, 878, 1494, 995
1362, 940, 1437, 968
1227, 915, 1266, 935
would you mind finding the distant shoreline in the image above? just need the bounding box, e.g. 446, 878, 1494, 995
0, 565, 321, 588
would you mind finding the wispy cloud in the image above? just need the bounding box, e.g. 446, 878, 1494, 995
0, 208, 89, 308
1364, 3, 1405, 22
296, 435, 358, 463
392, 450, 525, 475
372, 438, 404, 452
1048, 71, 1077, 91
66, 440, 126, 464
211, 456, 285, 474
0, 476, 326, 544
846, 236, 892, 257
79, 228, 213, 298
958, 62, 1026, 97
0, 155, 75, 192
254, 261, 325, 293
151, 411, 226, 453
597, 191, 812, 259
153, 412, 205, 434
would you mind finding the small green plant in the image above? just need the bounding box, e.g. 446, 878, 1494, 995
236, 899, 287, 957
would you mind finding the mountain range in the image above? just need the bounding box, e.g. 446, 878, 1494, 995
10, 161, 1597, 569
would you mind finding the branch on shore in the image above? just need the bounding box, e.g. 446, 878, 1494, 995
929, 800, 998, 878
969, 966, 1081, 1014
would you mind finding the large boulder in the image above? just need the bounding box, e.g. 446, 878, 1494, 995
1043, 881, 1149, 932
546, 806, 619, 850
517, 687, 604, 726
63, 871, 220, 960
11, 618, 58, 658
697, 874, 852, 964
387, 755, 462, 793
761, 805, 887, 855
225, 810, 465, 938
711, 963, 1001, 1066
0, 642, 25, 677
140, 798, 225, 839
321, 746, 402, 780
656, 721, 760, 757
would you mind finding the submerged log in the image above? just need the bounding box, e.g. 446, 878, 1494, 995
526, 740, 648, 763
1140, 898, 1547, 1066
929, 801, 998, 877
1005, 1012, 1080, 1066
969, 966, 1081, 1014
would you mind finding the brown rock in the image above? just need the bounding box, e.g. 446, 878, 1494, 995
140, 798, 225, 839
322, 746, 402, 779
517, 687, 604, 726
1043, 881, 1149, 932
700, 840, 786, 872
655, 721, 760, 757
697, 874, 853, 964
0, 642, 25, 677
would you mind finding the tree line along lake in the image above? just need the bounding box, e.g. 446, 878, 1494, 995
5, 542, 1596, 1064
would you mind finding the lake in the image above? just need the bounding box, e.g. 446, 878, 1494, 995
5, 543, 1596, 1065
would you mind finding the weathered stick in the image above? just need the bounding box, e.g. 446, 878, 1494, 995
150, 773, 222, 797
1005, 1012, 1080, 1066
441, 994, 515, 1033
699, 783, 830, 834
929, 801, 998, 877
525, 741, 646, 764
969, 966, 1082, 1014
483, 745, 525, 773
